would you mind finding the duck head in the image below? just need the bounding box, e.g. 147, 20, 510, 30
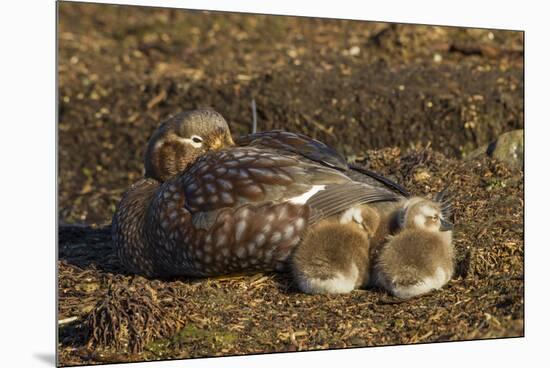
398, 195, 454, 233
144, 109, 235, 182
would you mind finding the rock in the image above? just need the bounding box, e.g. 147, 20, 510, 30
467, 129, 524, 169
489, 129, 524, 169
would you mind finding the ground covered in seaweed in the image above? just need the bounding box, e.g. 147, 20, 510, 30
57, 2, 524, 366
58, 148, 524, 365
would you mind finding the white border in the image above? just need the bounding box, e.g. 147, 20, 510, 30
2, 0, 547, 367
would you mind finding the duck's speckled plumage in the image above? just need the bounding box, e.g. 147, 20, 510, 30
113, 109, 407, 278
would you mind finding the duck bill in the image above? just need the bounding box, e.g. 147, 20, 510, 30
439, 219, 454, 232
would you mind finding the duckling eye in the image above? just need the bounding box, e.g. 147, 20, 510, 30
191, 135, 203, 143
432, 215, 439, 221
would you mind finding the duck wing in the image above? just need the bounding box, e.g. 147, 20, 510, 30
236, 130, 409, 197
179, 146, 399, 218
235, 130, 348, 170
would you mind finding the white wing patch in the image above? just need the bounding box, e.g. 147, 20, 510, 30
288, 185, 326, 204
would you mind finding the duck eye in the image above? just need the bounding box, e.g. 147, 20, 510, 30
191, 136, 203, 143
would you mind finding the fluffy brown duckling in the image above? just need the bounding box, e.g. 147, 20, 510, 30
291, 205, 380, 294
373, 196, 455, 299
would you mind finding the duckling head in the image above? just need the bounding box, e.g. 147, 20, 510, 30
398, 196, 454, 233
144, 109, 235, 181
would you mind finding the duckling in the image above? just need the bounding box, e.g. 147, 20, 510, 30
113, 109, 404, 278
372, 197, 455, 299
291, 205, 380, 294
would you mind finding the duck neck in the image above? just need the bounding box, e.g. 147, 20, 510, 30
112, 178, 160, 277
